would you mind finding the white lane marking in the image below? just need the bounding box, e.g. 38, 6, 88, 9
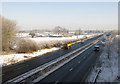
55, 81, 59, 84
78, 61, 81, 63
69, 68, 73, 71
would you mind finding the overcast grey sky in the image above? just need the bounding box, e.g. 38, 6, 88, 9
1, 2, 118, 30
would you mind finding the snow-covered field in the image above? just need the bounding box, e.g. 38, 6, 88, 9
30, 34, 94, 41
0, 34, 98, 67
86, 34, 119, 82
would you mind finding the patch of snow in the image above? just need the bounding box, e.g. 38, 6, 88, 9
97, 50, 118, 82
0, 47, 60, 67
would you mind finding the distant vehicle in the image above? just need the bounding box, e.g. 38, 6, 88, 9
106, 33, 111, 36
63, 42, 72, 49
94, 45, 100, 51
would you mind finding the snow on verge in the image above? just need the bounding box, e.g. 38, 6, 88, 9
0, 47, 60, 67
86, 34, 119, 82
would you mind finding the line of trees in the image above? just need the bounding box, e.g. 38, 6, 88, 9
53, 26, 83, 35
75, 28, 82, 35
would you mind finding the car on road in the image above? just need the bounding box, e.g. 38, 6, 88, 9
94, 45, 100, 51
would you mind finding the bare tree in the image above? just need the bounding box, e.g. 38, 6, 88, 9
105, 35, 113, 59
53, 26, 62, 35
61, 28, 69, 36
29, 32, 35, 38
53, 26, 69, 36
75, 28, 82, 35
1, 15, 17, 51
106, 40, 110, 59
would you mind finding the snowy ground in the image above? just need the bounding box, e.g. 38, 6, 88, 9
0, 34, 98, 67
86, 34, 119, 82
0, 47, 60, 67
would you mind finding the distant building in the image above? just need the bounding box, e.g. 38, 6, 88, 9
68, 32, 75, 36
16, 33, 31, 37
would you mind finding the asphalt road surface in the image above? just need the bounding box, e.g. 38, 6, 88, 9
38, 37, 105, 83
2, 34, 103, 82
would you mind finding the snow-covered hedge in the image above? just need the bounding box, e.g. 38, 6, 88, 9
15, 35, 95, 53
15, 39, 39, 53
15, 38, 77, 53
